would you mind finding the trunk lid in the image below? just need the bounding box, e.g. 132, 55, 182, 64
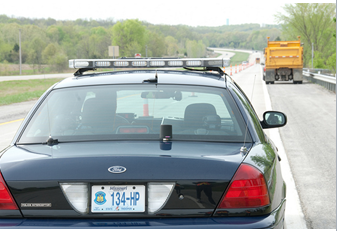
0, 141, 249, 218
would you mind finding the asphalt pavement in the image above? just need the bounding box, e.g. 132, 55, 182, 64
267, 80, 336, 229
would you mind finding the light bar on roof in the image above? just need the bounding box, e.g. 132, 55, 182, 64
132, 61, 147, 67
114, 61, 129, 67
150, 61, 165, 66
69, 58, 228, 69
168, 61, 183, 66
186, 60, 201, 66
95, 61, 110, 67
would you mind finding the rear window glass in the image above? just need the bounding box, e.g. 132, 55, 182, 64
19, 84, 252, 143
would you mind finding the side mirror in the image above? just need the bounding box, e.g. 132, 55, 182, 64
261, 111, 287, 129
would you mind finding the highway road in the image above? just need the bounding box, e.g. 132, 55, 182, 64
0, 54, 336, 228
267, 80, 336, 229
213, 48, 336, 228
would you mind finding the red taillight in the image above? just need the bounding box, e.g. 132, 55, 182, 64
0, 173, 18, 210
218, 164, 270, 209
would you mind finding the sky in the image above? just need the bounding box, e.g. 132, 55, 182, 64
0, 0, 335, 27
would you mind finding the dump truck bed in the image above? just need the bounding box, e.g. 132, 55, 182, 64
264, 39, 303, 69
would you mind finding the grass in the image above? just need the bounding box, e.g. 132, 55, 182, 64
3, 68, 50, 76
0, 78, 65, 106
230, 51, 250, 65
219, 50, 250, 66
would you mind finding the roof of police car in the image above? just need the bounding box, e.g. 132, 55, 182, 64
54, 70, 226, 89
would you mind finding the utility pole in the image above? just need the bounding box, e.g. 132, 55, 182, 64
19, 29, 22, 75
311, 42, 314, 69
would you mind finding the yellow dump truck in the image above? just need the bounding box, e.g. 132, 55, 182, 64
264, 36, 303, 84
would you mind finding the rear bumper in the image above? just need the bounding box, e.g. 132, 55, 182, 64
0, 200, 285, 229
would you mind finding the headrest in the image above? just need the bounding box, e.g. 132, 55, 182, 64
184, 103, 217, 128
82, 98, 115, 126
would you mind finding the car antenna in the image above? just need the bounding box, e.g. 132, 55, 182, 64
142, 70, 158, 83
241, 74, 257, 155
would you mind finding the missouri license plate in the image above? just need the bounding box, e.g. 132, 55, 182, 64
91, 185, 145, 213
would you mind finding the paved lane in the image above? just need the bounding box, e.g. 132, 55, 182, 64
0, 100, 37, 151
0, 120, 23, 150
267, 80, 336, 229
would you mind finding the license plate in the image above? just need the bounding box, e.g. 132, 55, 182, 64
91, 185, 145, 213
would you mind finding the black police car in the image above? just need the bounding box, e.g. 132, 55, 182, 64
0, 58, 287, 228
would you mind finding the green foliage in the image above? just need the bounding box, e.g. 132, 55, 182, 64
112, 19, 146, 57
165, 36, 179, 57
313, 51, 326, 68
275, 3, 336, 70
27, 37, 46, 70
146, 31, 166, 57
275, 36, 281, 41
185, 40, 206, 58
333, 17, 336, 38
13, 43, 19, 52
42, 43, 68, 71
0, 15, 285, 75
226, 51, 250, 65
326, 53, 336, 73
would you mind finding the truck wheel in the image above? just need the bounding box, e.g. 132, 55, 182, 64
271, 81, 274, 84
298, 81, 303, 84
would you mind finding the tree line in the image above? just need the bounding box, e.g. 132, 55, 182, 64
0, 15, 282, 73
0, 3, 335, 74
275, 3, 336, 72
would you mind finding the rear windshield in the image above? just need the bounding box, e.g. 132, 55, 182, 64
18, 84, 252, 143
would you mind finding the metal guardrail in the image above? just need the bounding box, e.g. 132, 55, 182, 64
303, 71, 336, 93
303, 68, 336, 77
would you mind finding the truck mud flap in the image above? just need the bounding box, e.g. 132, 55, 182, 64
293, 69, 303, 84
265, 69, 275, 84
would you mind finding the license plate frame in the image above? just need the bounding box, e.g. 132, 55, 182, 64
91, 185, 145, 213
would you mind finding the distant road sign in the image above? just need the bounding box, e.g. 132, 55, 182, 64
135, 53, 141, 58
109, 46, 119, 57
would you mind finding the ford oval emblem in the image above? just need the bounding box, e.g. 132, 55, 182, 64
108, 166, 127, 174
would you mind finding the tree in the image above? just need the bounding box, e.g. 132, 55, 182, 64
27, 37, 46, 71
13, 43, 19, 52
111, 19, 146, 57
185, 39, 206, 58
275, 36, 281, 41
313, 51, 325, 68
165, 36, 179, 56
146, 31, 165, 57
275, 3, 336, 67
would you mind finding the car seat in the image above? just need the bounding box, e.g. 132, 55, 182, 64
184, 103, 219, 130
